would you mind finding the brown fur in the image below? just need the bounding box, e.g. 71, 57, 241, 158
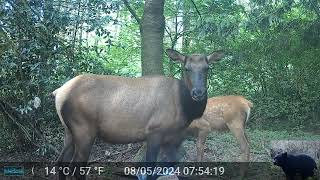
187, 95, 253, 162
53, 49, 224, 180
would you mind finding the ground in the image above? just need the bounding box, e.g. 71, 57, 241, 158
1, 129, 319, 179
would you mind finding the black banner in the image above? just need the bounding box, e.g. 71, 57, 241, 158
0, 162, 310, 179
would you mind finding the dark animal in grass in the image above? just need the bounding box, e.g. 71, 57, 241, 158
273, 152, 318, 180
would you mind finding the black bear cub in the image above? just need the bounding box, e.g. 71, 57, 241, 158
273, 152, 318, 180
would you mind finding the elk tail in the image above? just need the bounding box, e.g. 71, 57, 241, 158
245, 100, 253, 124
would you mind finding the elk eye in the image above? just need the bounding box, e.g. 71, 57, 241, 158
185, 68, 191, 72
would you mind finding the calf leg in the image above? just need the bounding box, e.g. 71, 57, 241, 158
227, 123, 249, 162
227, 122, 250, 178
196, 130, 209, 162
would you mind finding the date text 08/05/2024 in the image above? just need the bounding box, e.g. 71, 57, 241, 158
124, 166, 225, 176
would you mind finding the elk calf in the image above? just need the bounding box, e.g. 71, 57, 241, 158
187, 95, 252, 162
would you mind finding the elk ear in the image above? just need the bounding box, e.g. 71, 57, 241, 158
207, 50, 225, 64
166, 49, 185, 63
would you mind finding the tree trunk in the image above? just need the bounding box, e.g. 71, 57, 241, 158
123, 0, 168, 161
181, 0, 191, 79
140, 0, 165, 76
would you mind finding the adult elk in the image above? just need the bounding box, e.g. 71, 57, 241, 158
187, 95, 253, 162
53, 49, 224, 180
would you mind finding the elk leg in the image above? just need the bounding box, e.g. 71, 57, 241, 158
161, 145, 177, 162
163, 133, 185, 161
56, 128, 74, 180
244, 131, 250, 145
69, 126, 96, 180
144, 133, 162, 180
161, 135, 184, 167
159, 144, 176, 176
152, 144, 179, 179
57, 128, 74, 162
196, 130, 209, 162
146, 133, 161, 162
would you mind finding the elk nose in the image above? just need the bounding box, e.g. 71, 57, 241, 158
191, 88, 205, 100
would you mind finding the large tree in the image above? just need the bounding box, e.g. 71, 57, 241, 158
121, 0, 168, 162
122, 0, 165, 75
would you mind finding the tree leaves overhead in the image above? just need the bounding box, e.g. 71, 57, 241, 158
163, 0, 320, 130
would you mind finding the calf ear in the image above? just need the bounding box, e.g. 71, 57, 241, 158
166, 49, 185, 63
207, 50, 225, 64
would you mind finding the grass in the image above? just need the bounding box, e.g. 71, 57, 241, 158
182, 128, 320, 162
181, 129, 320, 179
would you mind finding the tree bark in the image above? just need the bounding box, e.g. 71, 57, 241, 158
123, 0, 168, 161
181, 1, 191, 79
140, 0, 165, 75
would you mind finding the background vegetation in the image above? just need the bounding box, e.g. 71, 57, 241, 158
0, 0, 319, 160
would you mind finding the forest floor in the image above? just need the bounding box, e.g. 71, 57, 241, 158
2, 128, 320, 162
1, 129, 320, 179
